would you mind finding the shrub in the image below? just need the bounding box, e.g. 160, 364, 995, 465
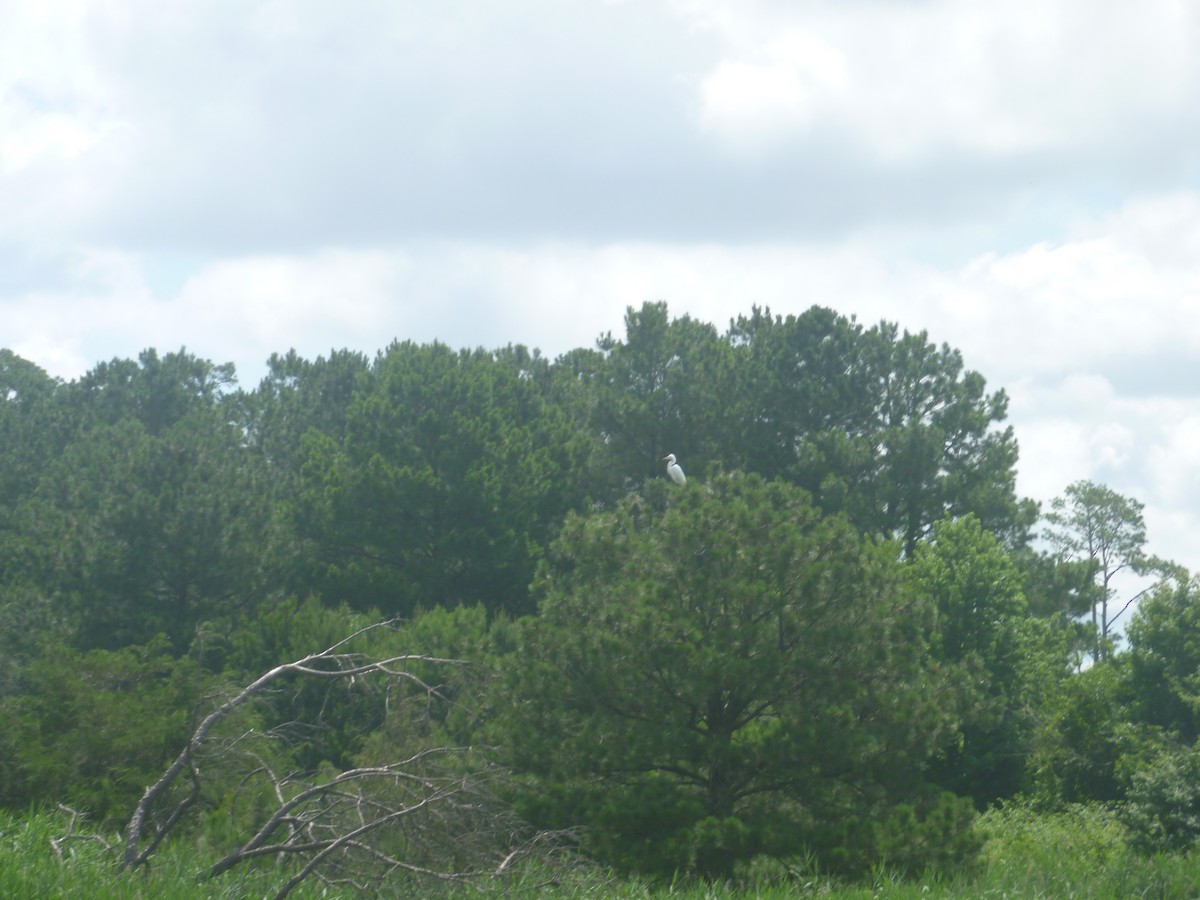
1121, 742, 1200, 854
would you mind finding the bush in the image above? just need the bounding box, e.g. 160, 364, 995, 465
0, 637, 200, 826
1122, 742, 1200, 854
979, 801, 1127, 872
816, 792, 982, 879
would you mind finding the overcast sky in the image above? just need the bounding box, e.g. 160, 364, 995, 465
4, 0, 1200, 588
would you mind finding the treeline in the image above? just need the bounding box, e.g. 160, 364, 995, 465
1, 302, 1198, 886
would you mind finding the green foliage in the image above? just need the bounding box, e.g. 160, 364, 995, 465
909, 516, 1027, 665
0, 638, 201, 826
496, 473, 967, 880
14, 802, 1200, 899
0, 309, 1118, 887
0, 351, 63, 520
15, 414, 271, 651
0, 808, 340, 899
221, 597, 397, 769
906, 516, 1038, 804
246, 347, 371, 474
1125, 579, 1200, 742
1017, 547, 1098, 620
355, 604, 505, 760
67, 348, 237, 434
976, 801, 1130, 895
1026, 661, 1132, 806
1114, 582, 1200, 854
296, 341, 589, 617
0, 349, 273, 653
1043, 479, 1151, 660
830, 791, 981, 879
578, 302, 740, 496
223, 595, 375, 675
1121, 741, 1200, 854
728, 307, 1032, 554
0, 584, 64, 697
562, 302, 1032, 553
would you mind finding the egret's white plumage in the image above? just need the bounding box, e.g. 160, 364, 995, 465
663, 453, 686, 485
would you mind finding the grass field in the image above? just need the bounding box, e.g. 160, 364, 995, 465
4, 804, 1199, 899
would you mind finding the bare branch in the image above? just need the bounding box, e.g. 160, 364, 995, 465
50, 805, 112, 862
121, 622, 571, 896
122, 630, 463, 870
209, 750, 466, 877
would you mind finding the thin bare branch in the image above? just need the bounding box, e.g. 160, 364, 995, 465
122, 622, 569, 896
123, 633, 463, 870
50, 805, 112, 862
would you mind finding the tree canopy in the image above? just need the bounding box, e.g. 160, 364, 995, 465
0, 302, 1183, 887
496, 474, 970, 878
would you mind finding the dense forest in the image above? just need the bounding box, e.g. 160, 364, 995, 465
2, 301, 1199, 895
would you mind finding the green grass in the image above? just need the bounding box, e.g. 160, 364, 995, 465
0, 808, 336, 899
5, 804, 1200, 899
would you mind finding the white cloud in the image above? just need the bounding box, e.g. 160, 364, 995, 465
680, 0, 1200, 163
173, 251, 401, 354
698, 31, 847, 152
1148, 414, 1200, 512
0, 1, 131, 234
9, 187, 1199, 388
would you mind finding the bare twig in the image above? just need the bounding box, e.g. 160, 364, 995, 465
50, 804, 113, 862
120, 621, 568, 895
122, 628, 460, 869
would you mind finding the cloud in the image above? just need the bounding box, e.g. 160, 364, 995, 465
1148, 414, 1200, 514
698, 31, 848, 152
681, 0, 1200, 165
4, 0, 718, 250
171, 250, 403, 367
7, 0, 1195, 255
8, 187, 1199, 384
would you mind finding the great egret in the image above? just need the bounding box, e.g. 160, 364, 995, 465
663, 453, 686, 485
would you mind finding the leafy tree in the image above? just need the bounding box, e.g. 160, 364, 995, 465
907, 515, 1038, 805
728, 307, 1033, 555
1031, 580, 1200, 844
565, 303, 1033, 555
13, 408, 271, 652
1125, 579, 1200, 744
0, 354, 70, 683
1015, 550, 1096, 620
229, 349, 376, 593
1121, 740, 1200, 854
240, 348, 371, 501
66, 348, 237, 435
0, 585, 63, 699
1043, 480, 1172, 661
0, 351, 64, 516
1024, 579, 1200, 811
496, 473, 967, 879
1024, 660, 1131, 806
0, 349, 277, 652
570, 302, 740, 498
296, 342, 588, 617
0, 637, 201, 826
727, 305, 880, 483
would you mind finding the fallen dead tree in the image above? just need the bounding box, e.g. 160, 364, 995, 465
121, 621, 566, 898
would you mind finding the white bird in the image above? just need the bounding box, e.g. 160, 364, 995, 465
663, 453, 686, 485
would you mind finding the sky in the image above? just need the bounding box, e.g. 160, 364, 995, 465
3, 0, 1200, 594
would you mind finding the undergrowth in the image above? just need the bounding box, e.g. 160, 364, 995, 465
4, 803, 1200, 898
